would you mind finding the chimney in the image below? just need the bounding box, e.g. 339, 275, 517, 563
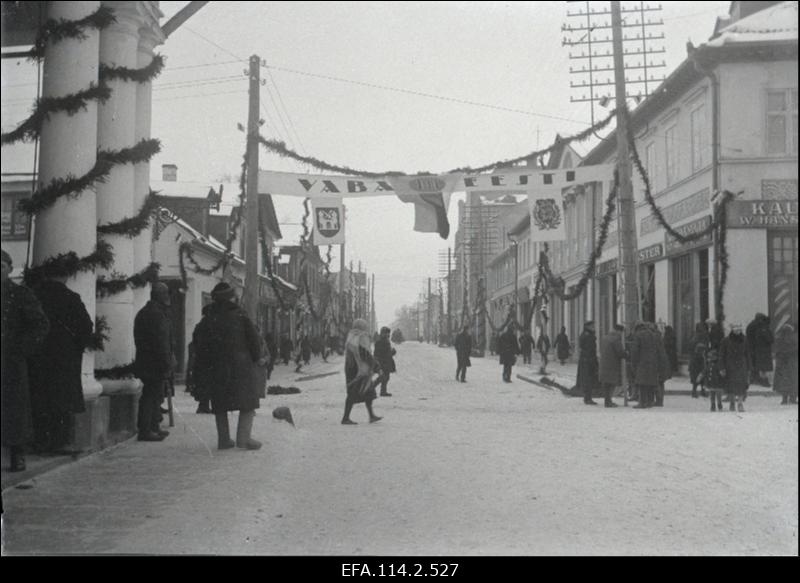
162, 164, 177, 182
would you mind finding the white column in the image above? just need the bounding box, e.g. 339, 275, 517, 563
95, 3, 142, 394
33, 1, 103, 401
132, 24, 163, 316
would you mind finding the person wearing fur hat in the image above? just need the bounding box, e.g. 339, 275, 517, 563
193, 282, 267, 449
719, 322, 751, 412
2, 249, 50, 471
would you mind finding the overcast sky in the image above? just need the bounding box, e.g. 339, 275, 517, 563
2, 1, 732, 327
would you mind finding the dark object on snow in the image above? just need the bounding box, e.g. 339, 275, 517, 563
267, 385, 301, 395
272, 406, 295, 426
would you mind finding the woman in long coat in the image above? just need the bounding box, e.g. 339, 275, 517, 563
29, 279, 93, 452
1, 251, 50, 472
719, 322, 751, 412
193, 283, 266, 449
555, 326, 571, 364
342, 319, 382, 424
630, 321, 663, 408
772, 323, 798, 405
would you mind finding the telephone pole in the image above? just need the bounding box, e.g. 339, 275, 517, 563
611, 1, 641, 329
242, 54, 261, 322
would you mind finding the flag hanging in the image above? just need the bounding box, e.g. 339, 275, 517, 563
311, 198, 345, 245
387, 175, 459, 240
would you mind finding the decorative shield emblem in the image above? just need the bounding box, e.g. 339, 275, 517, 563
532, 198, 562, 230
316, 207, 341, 237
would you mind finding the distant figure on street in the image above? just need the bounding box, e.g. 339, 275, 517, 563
576, 321, 599, 405
720, 322, 751, 412
519, 329, 534, 365
133, 282, 175, 442
536, 331, 551, 374
374, 326, 397, 397
188, 304, 213, 414
498, 323, 520, 383
342, 319, 382, 425
263, 331, 277, 380
454, 324, 472, 383
301, 333, 311, 365
280, 334, 293, 365
772, 323, 798, 405
555, 326, 570, 365
652, 322, 672, 407
689, 322, 709, 398
746, 313, 773, 387
193, 282, 267, 449
489, 332, 498, 357
29, 278, 93, 453
599, 324, 626, 408
1, 249, 50, 472
663, 325, 679, 375
705, 321, 726, 412
631, 321, 662, 409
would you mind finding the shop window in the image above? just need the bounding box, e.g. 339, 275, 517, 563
768, 232, 799, 331
2, 192, 30, 240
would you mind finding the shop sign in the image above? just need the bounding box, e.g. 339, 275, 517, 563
638, 243, 663, 263
596, 258, 618, 277
726, 200, 798, 229
665, 216, 712, 256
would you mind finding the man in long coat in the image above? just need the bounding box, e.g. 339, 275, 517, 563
720, 322, 751, 412
133, 281, 175, 442
454, 324, 472, 382
599, 324, 626, 408
519, 329, 534, 365
1, 250, 49, 472
193, 282, 266, 449
576, 321, 599, 405
29, 278, 93, 453
746, 313, 773, 387
498, 323, 520, 383
631, 321, 663, 409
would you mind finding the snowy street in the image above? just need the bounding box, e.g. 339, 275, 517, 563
2, 342, 797, 556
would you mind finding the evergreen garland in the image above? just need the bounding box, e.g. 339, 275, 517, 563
19, 138, 161, 215
1, 84, 112, 145
99, 54, 165, 84
94, 362, 136, 380
540, 170, 619, 301
86, 315, 110, 352
97, 189, 162, 237
258, 109, 617, 177
96, 262, 161, 298
24, 239, 115, 286
29, 6, 116, 60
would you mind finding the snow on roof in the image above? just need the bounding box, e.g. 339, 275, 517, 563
706, 1, 798, 47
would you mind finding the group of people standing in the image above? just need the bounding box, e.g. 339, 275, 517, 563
2, 250, 93, 472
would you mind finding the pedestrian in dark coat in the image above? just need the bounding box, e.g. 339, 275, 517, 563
689, 322, 709, 398
498, 324, 520, 382
1, 250, 49, 472
663, 325, 679, 374
536, 331, 551, 373
263, 331, 277, 379
188, 304, 213, 414
599, 324, 626, 408
719, 323, 751, 412
555, 326, 571, 364
746, 313, 773, 385
280, 335, 293, 364
341, 319, 382, 425
772, 324, 798, 404
704, 321, 726, 411
454, 324, 472, 382
193, 282, 267, 449
653, 323, 672, 407
374, 326, 397, 397
631, 321, 662, 409
489, 333, 498, 356
133, 282, 175, 442
576, 321, 599, 404
519, 329, 534, 364
28, 279, 93, 453
301, 333, 311, 365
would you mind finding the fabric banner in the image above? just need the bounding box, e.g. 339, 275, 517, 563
310, 197, 345, 245
258, 170, 456, 239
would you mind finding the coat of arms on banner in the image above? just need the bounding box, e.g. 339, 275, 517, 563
315, 207, 341, 237
532, 199, 562, 230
